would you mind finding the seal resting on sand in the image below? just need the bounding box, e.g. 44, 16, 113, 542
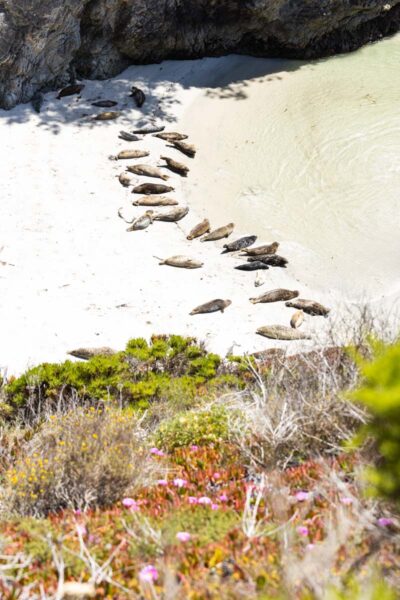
92, 100, 118, 107
250, 289, 299, 304
127, 164, 169, 180
290, 310, 304, 329
130, 86, 146, 108
158, 256, 203, 269
285, 299, 330, 317
242, 242, 279, 256
160, 156, 189, 177
222, 235, 257, 253
131, 183, 174, 195
126, 211, 154, 232
247, 255, 288, 268
201, 223, 234, 242
57, 84, 84, 99
94, 111, 121, 121
132, 195, 178, 207
152, 206, 189, 222
190, 299, 231, 315
256, 325, 311, 341
154, 132, 188, 141
235, 262, 269, 271
118, 173, 132, 187
187, 219, 211, 240
110, 150, 149, 160
170, 140, 196, 158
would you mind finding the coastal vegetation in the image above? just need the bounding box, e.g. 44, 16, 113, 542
0, 332, 399, 598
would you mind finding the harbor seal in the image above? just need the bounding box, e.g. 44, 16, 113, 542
92, 100, 118, 107
285, 299, 330, 317
201, 223, 235, 242
242, 242, 279, 256
152, 206, 189, 222
160, 156, 189, 177
235, 262, 269, 271
256, 325, 311, 341
250, 289, 299, 304
155, 132, 188, 141
57, 84, 84, 99
132, 126, 165, 135
157, 255, 203, 269
127, 164, 169, 180
170, 140, 196, 158
131, 183, 174, 195
190, 299, 232, 315
132, 195, 178, 207
248, 254, 288, 268
222, 235, 257, 253
119, 131, 142, 142
95, 111, 121, 121
31, 91, 44, 114
130, 86, 146, 108
68, 347, 115, 360
126, 211, 154, 232
118, 173, 132, 187
187, 219, 211, 240
110, 150, 150, 161
290, 310, 304, 329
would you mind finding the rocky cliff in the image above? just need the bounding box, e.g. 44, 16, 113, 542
0, 0, 399, 109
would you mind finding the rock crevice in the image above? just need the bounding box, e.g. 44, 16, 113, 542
0, 0, 399, 109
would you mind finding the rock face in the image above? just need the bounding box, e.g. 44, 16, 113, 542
0, 0, 399, 109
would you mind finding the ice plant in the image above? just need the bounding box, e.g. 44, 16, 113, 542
377, 517, 394, 527
122, 497, 139, 511
219, 493, 228, 502
213, 472, 221, 480
139, 565, 159, 583
295, 491, 310, 502
297, 526, 309, 537
340, 496, 354, 505
75, 524, 87, 536
173, 478, 187, 488
198, 496, 212, 505
150, 447, 165, 457
211, 503, 219, 510
157, 479, 168, 486
176, 531, 191, 542
188, 496, 198, 505
190, 445, 199, 451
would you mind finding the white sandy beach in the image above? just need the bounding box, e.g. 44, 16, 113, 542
1, 37, 399, 375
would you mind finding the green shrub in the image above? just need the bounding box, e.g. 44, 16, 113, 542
154, 406, 231, 451
161, 505, 239, 546
351, 341, 400, 503
3, 408, 153, 516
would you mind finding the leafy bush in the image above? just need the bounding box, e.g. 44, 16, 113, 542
154, 406, 231, 451
351, 341, 400, 504
3, 408, 154, 516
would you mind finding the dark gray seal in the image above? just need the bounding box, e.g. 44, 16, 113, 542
248, 254, 288, 268
235, 262, 269, 271
130, 86, 146, 108
131, 183, 174, 195
285, 299, 330, 317
222, 235, 257, 254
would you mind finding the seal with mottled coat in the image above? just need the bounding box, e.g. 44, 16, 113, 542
57, 84, 84, 99
190, 299, 232, 315
222, 235, 257, 253
250, 289, 299, 304
152, 206, 189, 222
290, 310, 304, 329
94, 111, 121, 121
170, 140, 196, 158
257, 325, 311, 341
201, 223, 235, 242
131, 183, 174, 195
132, 195, 178, 207
127, 164, 169, 180
118, 172, 132, 187
154, 132, 188, 141
285, 299, 330, 317
247, 254, 288, 268
110, 150, 149, 161
130, 86, 146, 108
160, 156, 189, 177
235, 262, 269, 271
187, 219, 211, 240
126, 211, 154, 232
92, 100, 118, 108
157, 256, 203, 269
242, 242, 279, 256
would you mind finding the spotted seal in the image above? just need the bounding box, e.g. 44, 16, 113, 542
247, 254, 288, 268
130, 86, 146, 108
170, 140, 196, 158
119, 131, 142, 142
285, 299, 330, 317
110, 150, 150, 161
256, 325, 311, 341
126, 211, 154, 232
152, 206, 189, 222
57, 84, 84, 99
190, 299, 232, 315
155, 132, 188, 141
92, 100, 118, 107
222, 235, 257, 254
157, 255, 203, 269
290, 310, 304, 329
242, 242, 279, 256
201, 223, 235, 242
160, 156, 189, 177
127, 164, 169, 181
131, 183, 174, 195
132, 195, 178, 207
132, 126, 165, 135
95, 111, 121, 121
235, 262, 269, 271
118, 173, 132, 187
250, 289, 299, 304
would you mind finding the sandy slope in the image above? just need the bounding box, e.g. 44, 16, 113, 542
0, 50, 398, 375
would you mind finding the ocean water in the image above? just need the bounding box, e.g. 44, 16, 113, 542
183, 35, 400, 302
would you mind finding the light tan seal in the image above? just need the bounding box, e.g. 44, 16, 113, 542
200, 223, 235, 242
256, 325, 311, 341
152, 206, 189, 222
126, 164, 169, 180
290, 310, 304, 329
242, 242, 279, 256
285, 299, 330, 317
110, 150, 149, 160
250, 289, 299, 304
190, 299, 232, 315
157, 255, 203, 269
132, 195, 178, 207
126, 211, 154, 232
94, 111, 121, 121
68, 347, 116, 360
118, 172, 132, 187
160, 156, 189, 177
154, 132, 188, 141
187, 219, 211, 240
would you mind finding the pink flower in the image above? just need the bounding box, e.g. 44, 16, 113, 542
297, 526, 309, 537
122, 497, 139, 511
219, 493, 228, 502
176, 531, 191, 542
306, 543, 315, 551
213, 472, 221, 480
188, 496, 198, 505
139, 565, 159, 584
157, 479, 168, 486
198, 496, 212, 505
190, 445, 199, 451
295, 491, 310, 502
76, 524, 87, 536
340, 496, 353, 505
377, 517, 394, 527
150, 447, 165, 457
74, 509, 82, 515
173, 478, 187, 488
211, 503, 219, 510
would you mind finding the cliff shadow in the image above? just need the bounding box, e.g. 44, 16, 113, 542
0, 54, 307, 133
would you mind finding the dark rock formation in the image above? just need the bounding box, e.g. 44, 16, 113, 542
0, 0, 399, 109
